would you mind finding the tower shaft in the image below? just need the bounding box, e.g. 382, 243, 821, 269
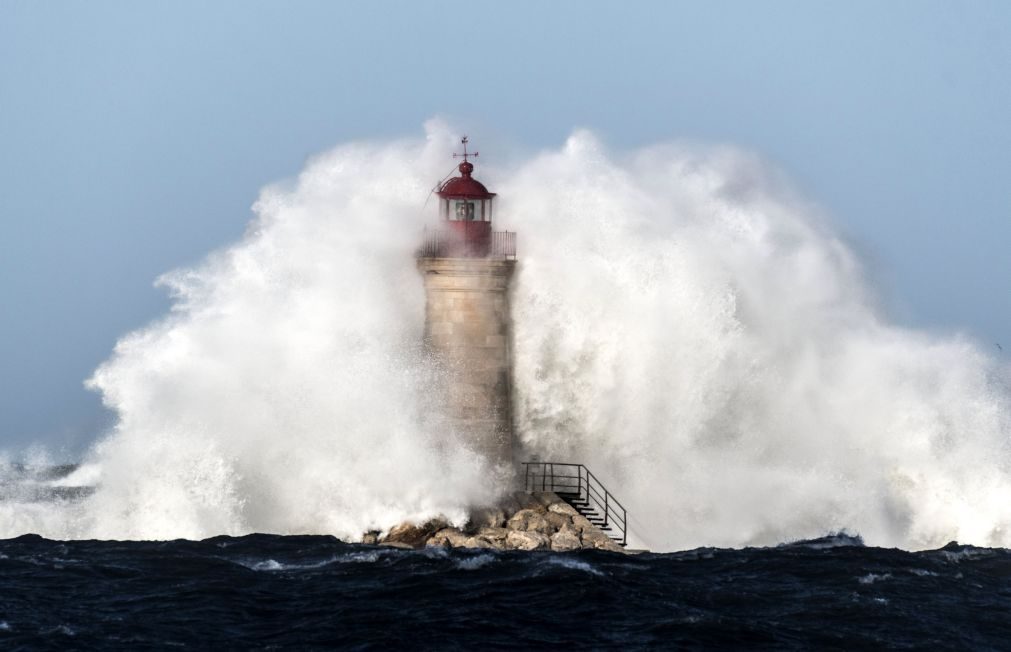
418, 257, 516, 466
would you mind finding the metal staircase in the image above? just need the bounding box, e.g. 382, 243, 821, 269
522, 462, 627, 547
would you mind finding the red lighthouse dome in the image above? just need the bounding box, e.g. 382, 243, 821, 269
438, 161, 495, 199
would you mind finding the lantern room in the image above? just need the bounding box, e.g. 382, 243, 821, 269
438, 160, 495, 223
435, 137, 496, 257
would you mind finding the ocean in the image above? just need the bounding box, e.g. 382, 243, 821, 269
1, 533, 1008, 650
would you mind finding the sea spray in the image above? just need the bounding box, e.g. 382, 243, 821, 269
2, 122, 1009, 550
506, 133, 1011, 551
2, 125, 500, 540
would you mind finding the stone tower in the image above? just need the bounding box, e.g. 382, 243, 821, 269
417, 137, 517, 468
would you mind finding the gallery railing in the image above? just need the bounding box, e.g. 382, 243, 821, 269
417, 229, 516, 259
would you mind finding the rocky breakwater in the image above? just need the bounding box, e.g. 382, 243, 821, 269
362, 492, 626, 553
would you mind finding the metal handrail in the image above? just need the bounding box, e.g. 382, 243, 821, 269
522, 462, 627, 546
417, 228, 517, 259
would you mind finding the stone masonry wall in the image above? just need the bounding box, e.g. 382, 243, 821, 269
417, 257, 517, 467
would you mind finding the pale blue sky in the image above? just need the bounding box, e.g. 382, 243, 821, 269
1, 0, 1009, 455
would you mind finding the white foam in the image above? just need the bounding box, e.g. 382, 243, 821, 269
44, 624, 75, 637
246, 559, 285, 571
240, 555, 343, 571
857, 572, 892, 584
339, 550, 383, 563
938, 547, 994, 563
507, 134, 1011, 552
1, 122, 498, 542
48, 463, 101, 488
456, 553, 497, 570
543, 557, 604, 576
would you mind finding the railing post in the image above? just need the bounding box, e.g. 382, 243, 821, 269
604, 491, 609, 528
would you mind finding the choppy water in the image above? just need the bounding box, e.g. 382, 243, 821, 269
1, 533, 1008, 650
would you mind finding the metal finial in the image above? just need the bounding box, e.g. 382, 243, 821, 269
452, 136, 479, 164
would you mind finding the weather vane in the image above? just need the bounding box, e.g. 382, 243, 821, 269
453, 136, 478, 164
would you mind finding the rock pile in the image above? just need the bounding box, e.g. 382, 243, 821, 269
362, 492, 626, 553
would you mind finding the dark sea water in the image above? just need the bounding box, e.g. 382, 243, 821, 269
1, 533, 1010, 650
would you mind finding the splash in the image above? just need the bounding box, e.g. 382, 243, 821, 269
506, 133, 1011, 551
1, 125, 500, 541
2, 122, 1010, 550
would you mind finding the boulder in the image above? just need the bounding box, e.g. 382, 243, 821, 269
594, 538, 626, 553
382, 518, 448, 548
476, 527, 510, 543
578, 517, 622, 549
557, 522, 581, 538
567, 515, 626, 552
427, 527, 469, 548
380, 541, 414, 550
462, 536, 500, 550
544, 511, 572, 531
506, 530, 550, 551
547, 501, 579, 517
507, 509, 550, 533
571, 512, 597, 534
550, 528, 582, 552
579, 523, 614, 548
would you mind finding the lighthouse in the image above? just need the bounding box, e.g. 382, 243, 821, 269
417, 138, 517, 469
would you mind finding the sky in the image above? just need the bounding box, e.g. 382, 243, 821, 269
1, 0, 1009, 456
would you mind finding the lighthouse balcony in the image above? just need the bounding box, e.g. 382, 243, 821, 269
418, 228, 516, 259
